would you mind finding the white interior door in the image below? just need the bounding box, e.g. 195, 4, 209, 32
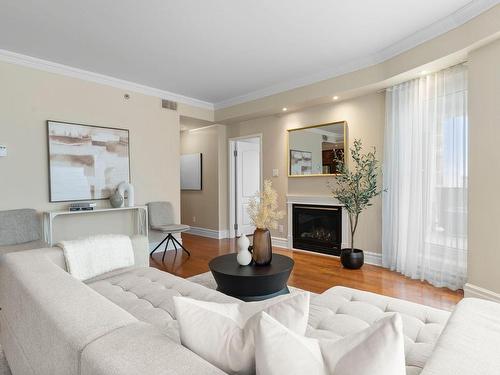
235, 138, 261, 236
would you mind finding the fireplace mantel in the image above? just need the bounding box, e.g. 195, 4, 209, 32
286, 195, 349, 251
287, 195, 344, 206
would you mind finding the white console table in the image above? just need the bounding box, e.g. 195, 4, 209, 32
43, 206, 148, 246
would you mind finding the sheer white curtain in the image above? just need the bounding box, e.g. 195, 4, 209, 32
383, 65, 468, 291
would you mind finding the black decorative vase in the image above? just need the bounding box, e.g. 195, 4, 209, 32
340, 248, 364, 269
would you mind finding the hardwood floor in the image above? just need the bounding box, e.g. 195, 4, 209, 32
150, 233, 463, 311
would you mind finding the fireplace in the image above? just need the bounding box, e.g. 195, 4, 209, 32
292, 204, 342, 256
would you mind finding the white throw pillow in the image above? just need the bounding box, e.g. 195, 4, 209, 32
255, 312, 406, 375
173, 292, 310, 375
58, 234, 135, 281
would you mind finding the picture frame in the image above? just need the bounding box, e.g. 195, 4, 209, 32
180, 153, 203, 191
290, 149, 313, 175
47, 120, 130, 202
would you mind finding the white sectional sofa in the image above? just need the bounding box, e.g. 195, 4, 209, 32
1, 238, 499, 374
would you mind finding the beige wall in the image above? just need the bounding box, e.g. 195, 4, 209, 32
180, 124, 227, 231
0, 60, 181, 242
468, 38, 500, 294
227, 92, 385, 253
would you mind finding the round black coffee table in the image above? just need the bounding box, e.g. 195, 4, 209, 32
209, 253, 294, 302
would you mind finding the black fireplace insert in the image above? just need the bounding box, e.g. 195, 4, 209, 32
292, 204, 342, 256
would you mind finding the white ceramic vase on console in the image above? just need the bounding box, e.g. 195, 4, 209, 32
118, 181, 135, 207
236, 234, 252, 266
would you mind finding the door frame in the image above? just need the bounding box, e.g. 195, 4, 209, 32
228, 134, 263, 239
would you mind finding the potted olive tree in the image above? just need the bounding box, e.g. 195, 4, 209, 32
329, 139, 383, 269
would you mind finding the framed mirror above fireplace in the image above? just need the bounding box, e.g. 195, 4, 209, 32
287, 121, 347, 177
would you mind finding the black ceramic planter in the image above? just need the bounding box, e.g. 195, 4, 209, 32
340, 249, 364, 269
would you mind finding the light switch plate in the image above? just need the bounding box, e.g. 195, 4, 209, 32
272, 168, 279, 177
0, 145, 7, 157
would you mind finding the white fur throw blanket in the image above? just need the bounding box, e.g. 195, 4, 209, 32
57, 234, 134, 281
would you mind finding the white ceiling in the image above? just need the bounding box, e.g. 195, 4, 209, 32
0, 0, 497, 108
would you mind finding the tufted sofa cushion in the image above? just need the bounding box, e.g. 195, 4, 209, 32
308, 286, 451, 375
87, 269, 451, 375
86, 267, 238, 343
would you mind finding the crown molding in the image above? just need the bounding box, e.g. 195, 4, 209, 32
0, 48, 214, 110
214, 0, 499, 109
1, 0, 496, 112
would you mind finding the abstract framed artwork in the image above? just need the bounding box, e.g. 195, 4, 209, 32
290, 150, 312, 175
47, 120, 130, 202
180, 153, 203, 190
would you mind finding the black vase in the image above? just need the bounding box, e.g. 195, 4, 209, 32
340, 248, 364, 269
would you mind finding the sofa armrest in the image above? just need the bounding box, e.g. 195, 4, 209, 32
0, 239, 48, 256
421, 298, 500, 375
0, 251, 137, 375
81, 322, 226, 375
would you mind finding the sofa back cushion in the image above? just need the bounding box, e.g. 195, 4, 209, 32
0, 208, 40, 246
0, 250, 137, 375
81, 322, 226, 375
421, 298, 500, 375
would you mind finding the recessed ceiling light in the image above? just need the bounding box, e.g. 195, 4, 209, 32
420, 70, 429, 75
333, 96, 339, 100
282, 107, 288, 112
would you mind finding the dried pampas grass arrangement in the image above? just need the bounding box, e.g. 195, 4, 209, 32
247, 180, 285, 230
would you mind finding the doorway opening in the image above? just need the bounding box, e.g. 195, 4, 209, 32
229, 135, 262, 238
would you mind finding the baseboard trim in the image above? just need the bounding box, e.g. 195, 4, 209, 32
271, 237, 289, 249
364, 251, 383, 267
187, 226, 228, 239
271, 238, 383, 267
464, 283, 500, 303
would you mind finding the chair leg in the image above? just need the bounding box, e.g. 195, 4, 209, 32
150, 235, 169, 257
171, 235, 178, 253
162, 236, 171, 262
171, 234, 190, 257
